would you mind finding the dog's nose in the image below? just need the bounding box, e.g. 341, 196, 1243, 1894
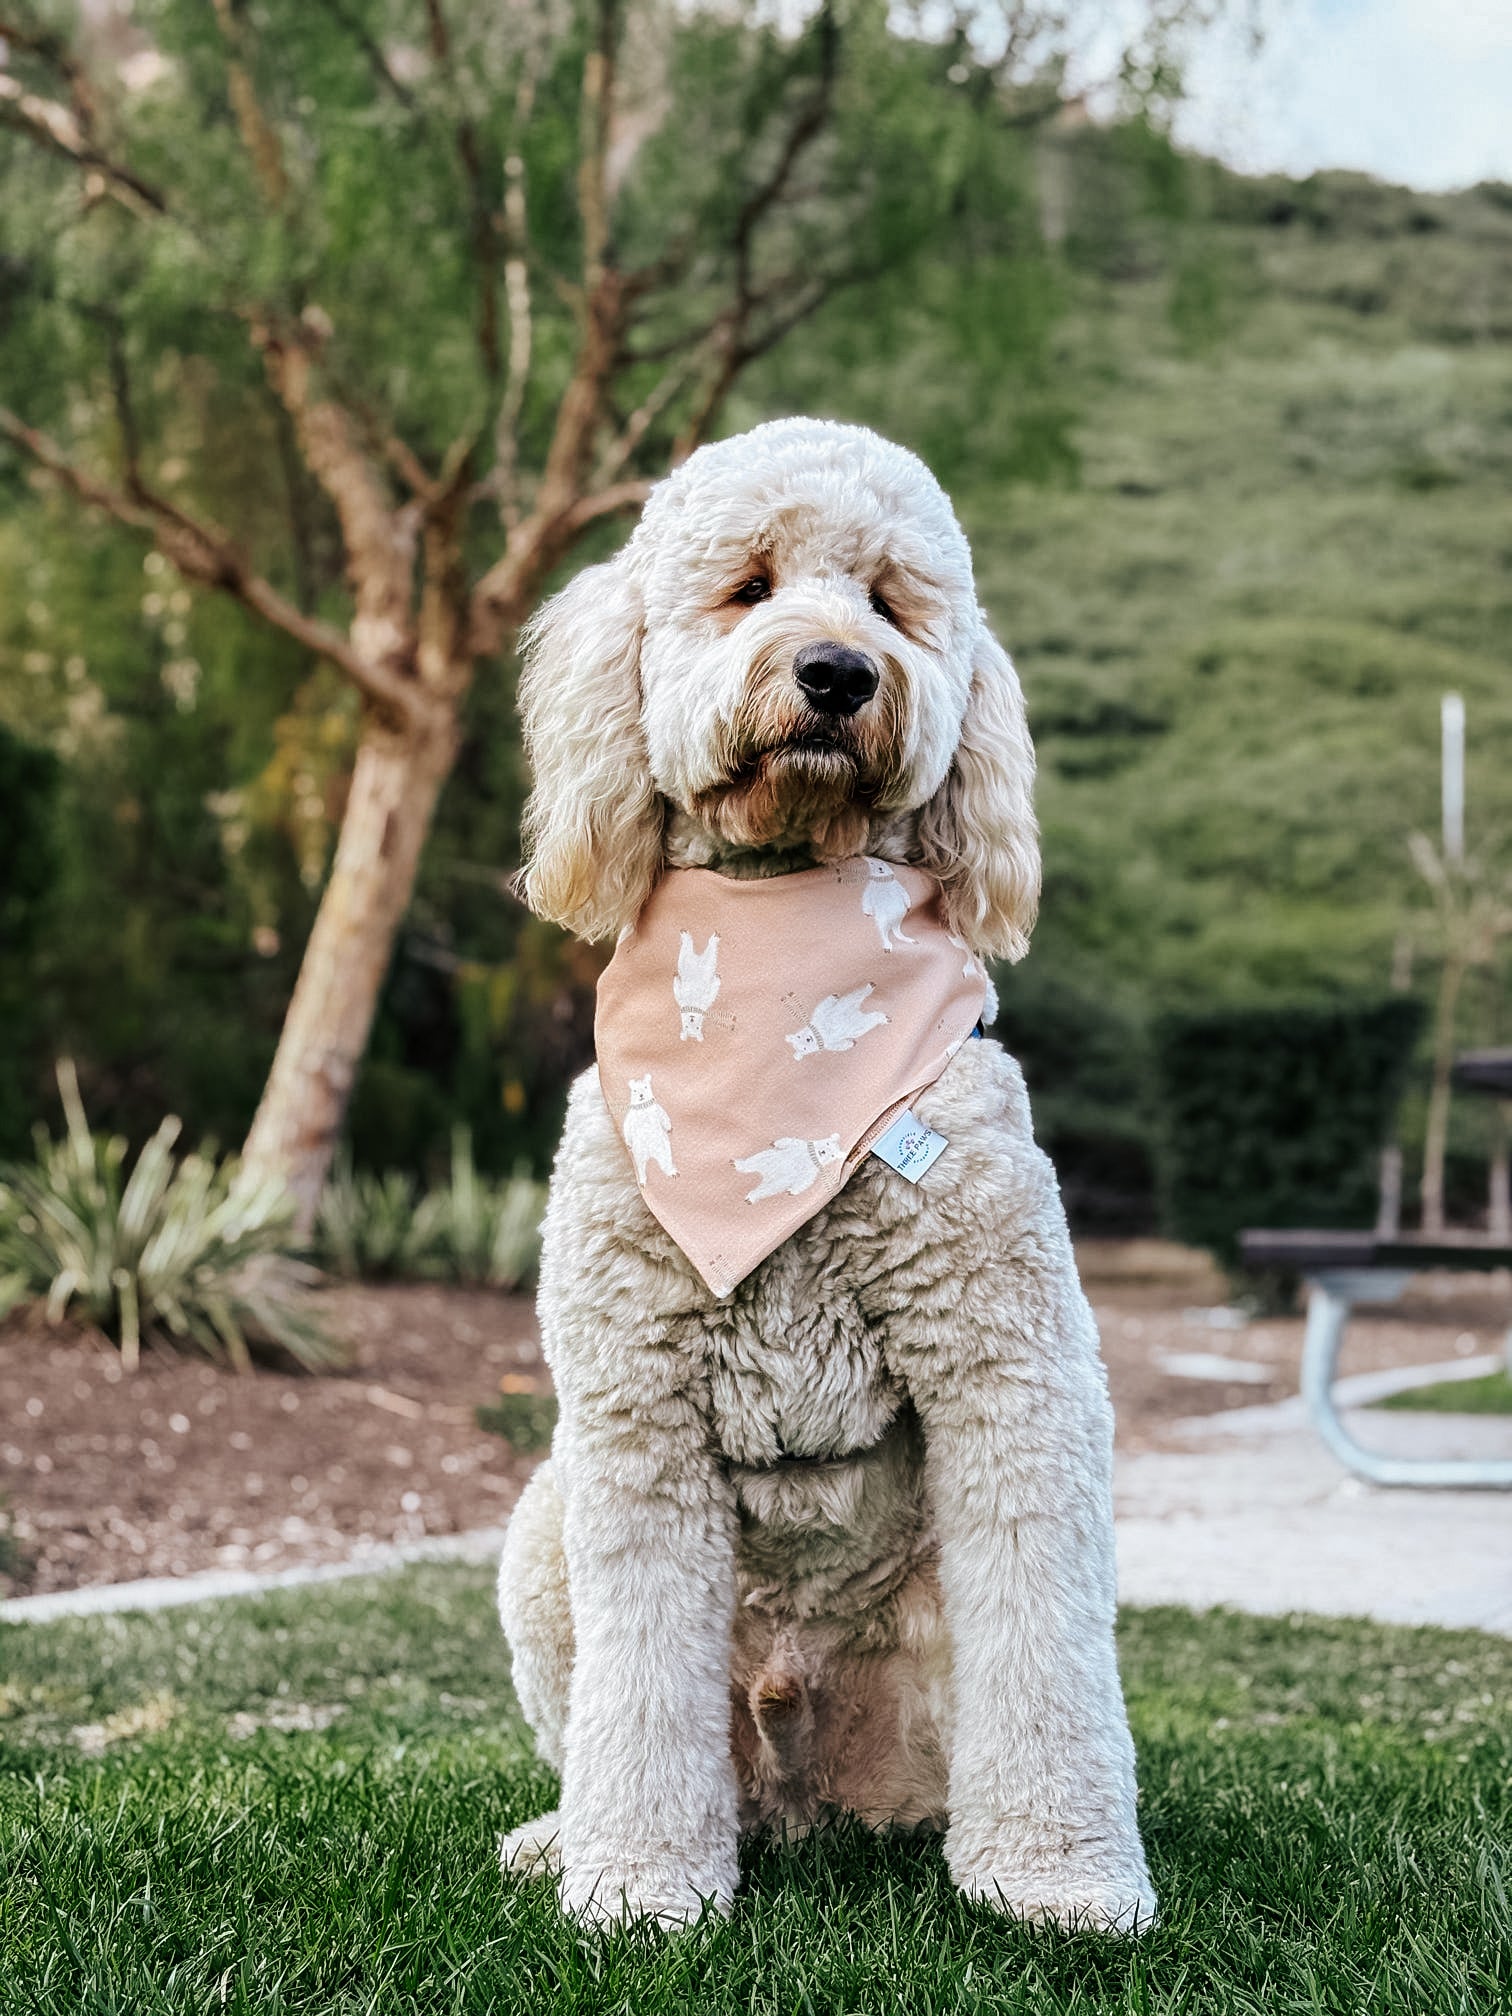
793, 643, 878, 717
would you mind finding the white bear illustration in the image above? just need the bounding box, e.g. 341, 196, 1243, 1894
786, 983, 890, 1059
860, 858, 916, 951
622, 1074, 676, 1183
735, 1133, 843, 1203
946, 930, 986, 980
672, 931, 721, 1040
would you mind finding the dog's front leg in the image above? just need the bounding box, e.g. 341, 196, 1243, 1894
553, 1350, 739, 1931
887, 1224, 1156, 1933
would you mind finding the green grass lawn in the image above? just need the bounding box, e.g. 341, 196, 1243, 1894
2, 1567, 1508, 2014
1377, 1368, 1512, 1414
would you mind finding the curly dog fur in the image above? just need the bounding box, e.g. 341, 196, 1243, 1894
496, 417, 1156, 1933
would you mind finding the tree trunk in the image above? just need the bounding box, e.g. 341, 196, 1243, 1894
1420, 955, 1466, 1236
243, 707, 458, 1230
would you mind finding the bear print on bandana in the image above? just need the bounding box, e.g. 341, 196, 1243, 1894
786, 984, 889, 1059
734, 1134, 843, 1203
621, 1074, 676, 1183
673, 931, 721, 1040
946, 931, 986, 982
860, 858, 916, 950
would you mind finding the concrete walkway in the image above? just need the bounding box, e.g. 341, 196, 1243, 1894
6, 1360, 1512, 1635
0, 1523, 509, 1624
1115, 1358, 1512, 1635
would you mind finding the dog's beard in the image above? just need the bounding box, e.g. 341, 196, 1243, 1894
691, 681, 908, 859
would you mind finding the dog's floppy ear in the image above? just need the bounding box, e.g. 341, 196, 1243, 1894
917, 618, 1040, 962
518, 559, 662, 942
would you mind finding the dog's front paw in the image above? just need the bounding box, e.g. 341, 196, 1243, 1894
949, 1835, 1157, 1935
499, 1809, 563, 1881
559, 1854, 735, 1933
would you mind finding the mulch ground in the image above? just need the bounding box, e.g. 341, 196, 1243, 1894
0, 1285, 544, 1598
3, 1251, 1508, 1597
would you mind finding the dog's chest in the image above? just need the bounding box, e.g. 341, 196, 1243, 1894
703, 1244, 901, 1467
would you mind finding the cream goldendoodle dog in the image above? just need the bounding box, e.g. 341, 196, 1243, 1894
495, 417, 1155, 1933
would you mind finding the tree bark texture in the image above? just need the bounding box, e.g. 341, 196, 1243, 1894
242, 713, 458, 1230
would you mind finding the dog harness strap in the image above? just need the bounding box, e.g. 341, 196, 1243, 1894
594, 857, 989, 1298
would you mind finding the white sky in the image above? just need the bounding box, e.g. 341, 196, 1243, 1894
1170, 0, 1512, 192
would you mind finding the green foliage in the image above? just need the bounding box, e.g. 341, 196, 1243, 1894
0, 1062, 335, 1370
0, 1491, 28, 1590
1377, 1369, 1512, 1415
313, 1158, 445, 1283
1152, 996, 1426, 1268
431, 1128, 543, 1288
0, 723, 59, 1153
476, 1389, 559, 1454
1, 1569, 1508, 2012
314, 1128, 543, 1289
993, 962, 1155, 1229
0, 719, 57, 943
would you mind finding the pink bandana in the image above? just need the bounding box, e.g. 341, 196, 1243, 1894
595, 858, 988, 1297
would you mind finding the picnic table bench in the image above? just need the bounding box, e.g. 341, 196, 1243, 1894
1241, 1047, 1512, 1491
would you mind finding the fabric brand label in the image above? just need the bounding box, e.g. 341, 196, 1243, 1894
870, 1108, 949, 1183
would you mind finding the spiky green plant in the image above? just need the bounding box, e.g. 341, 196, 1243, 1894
313, 1158, 449, 1281
435, 1129, 543, 1290
312, 1130, 544, 1290
0, 1063, 338, 1371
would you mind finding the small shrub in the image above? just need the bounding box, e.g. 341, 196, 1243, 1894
0, 1491, 31, 1591
1152, 997, 1426, 1275
0, 1063, 337, 1371
314, 1159, 448, 1281
476, 1390, 558, 1453
433, 1130, 543, 1290
314, 1129, 544, 1290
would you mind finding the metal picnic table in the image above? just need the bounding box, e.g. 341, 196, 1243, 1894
1241, 1048, 1512, 1491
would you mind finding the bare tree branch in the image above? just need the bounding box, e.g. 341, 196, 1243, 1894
592, 347, 707, 485
562, 477, 652, 536
491, 62, 540, 529
0, 404, 419, 720
210, 0, 289, 209
424, 0, 502, 381
0, 11, 100, 133
576, 0, 620, 291
656, 8, 841, 462
381, 429, 442, 504
675, 260, 876, 462
467, 472, 648, 657
252, 316, 427, 693
0, 70, 167, 214
474, 0, 847, 642
729, 6, 838, 302
476, 0, 631, 609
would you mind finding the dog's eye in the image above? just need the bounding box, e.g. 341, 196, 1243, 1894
730, 576, 771, 607
869, 588, 898, 626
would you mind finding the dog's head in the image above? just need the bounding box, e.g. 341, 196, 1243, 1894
518, 417, 1039, 957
